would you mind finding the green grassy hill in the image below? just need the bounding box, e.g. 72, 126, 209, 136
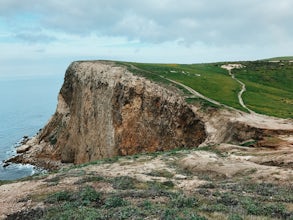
233, 61, 293, 118
119, 60, 293, 118
262, 56, 293, 61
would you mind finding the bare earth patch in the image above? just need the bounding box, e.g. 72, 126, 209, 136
1, 137, 293, 219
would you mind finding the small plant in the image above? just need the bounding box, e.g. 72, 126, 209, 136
147, 169, 174, 178
104, 195, 128, 208
199, 203, 228, 213
44, 204, 102, 220
228, 214, 243, 220
45, 186, 101, 206
161, 208, 177, 220
111, 176, 138, 190
148, 181, 175, 194
140, 200, 153, 210
45, 190, 71, 203
161, 208, 206, 220
262, 203, 287, 218
199, 182, 216, 189
74, 175, 105, 185
171, 194, 198, 208
77, 186, 101, 206
241, 197, 260, 215
218, 193, 239, 206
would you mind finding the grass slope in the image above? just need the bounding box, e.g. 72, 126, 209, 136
119, 60, 293, 118
233, 61, 293, 118
262, 56, 293, 61
123, 62, 247, 111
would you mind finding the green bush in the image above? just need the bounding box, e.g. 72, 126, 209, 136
45, 191, 71, 203
104, 195, 128, 208
77, 186, 101, 206
228, 214, 243, 220
45, 186, 101, 206
111, 176, 137, 190
44, 204, 102, 220
171, 194, 198, 208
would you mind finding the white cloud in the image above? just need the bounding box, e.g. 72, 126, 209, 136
0, 0, 292, 45
0, 0, 292, 77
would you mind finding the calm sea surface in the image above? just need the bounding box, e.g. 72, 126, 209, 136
0, 75, 63, 180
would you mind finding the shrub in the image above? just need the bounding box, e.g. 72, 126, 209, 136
111, 176, 137, 190
228, 214, 243, 220
171, 194, 198, 208
104, 195, 128, 208
45, 191, 71, 203
77, 186, 101, 206
45, 186, 101, 206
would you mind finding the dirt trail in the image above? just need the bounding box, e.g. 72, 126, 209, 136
130, 64, 293, 131
221, 64, 255, 113
129, 64, 222, 107
165, 78, 221, 106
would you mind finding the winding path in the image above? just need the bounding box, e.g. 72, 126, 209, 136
130, 64, 234, 110
129, 64, 293, 130
221, 64, 255, 114
164, 78, 221, 106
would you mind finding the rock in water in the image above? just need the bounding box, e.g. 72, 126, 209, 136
16, 145, 32, 154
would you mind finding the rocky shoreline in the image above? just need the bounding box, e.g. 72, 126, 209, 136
4, 136, 66, 171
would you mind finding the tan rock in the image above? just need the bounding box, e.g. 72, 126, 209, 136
16, 145, 31, 154
9, 61, 293, 169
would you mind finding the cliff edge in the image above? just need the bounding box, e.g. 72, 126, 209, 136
2, 60, 293, 219
15, 61, 206, 167
8, 61, 293, 169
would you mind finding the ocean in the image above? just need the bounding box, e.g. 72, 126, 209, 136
0, 75, 63, 180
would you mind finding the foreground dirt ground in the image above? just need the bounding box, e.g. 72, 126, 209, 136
1, 136, 292, 219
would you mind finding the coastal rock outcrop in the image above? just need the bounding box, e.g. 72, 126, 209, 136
34, 61, 206, 164
8, 61, 293, 169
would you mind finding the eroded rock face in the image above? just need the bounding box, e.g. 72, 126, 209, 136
38, 61, 206, 164
11, 60, 292, 169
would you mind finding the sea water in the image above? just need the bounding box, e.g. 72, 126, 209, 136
0, 75, 63, 180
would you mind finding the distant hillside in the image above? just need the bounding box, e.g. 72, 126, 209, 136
233, 61, 293, 118
262, 56, 293, 61
121, 60, 293, 118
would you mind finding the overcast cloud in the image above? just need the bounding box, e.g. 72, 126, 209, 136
0, 0, 292, 77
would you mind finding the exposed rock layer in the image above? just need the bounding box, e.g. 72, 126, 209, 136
37, 61, 206, 164
8, 61, 293, 168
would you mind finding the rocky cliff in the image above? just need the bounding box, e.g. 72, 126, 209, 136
8, 61, 293, 169
31, 61, 206, 165
2, 61, 293, 219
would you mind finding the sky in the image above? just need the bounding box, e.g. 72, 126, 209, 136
0, 0, 293, 78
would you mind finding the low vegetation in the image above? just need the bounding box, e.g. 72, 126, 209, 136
8, 173, 293, 220
5, 146, 293, 219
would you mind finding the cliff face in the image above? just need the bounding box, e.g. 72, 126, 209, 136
38, 61, 206, 164
9, 60, 292, 169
